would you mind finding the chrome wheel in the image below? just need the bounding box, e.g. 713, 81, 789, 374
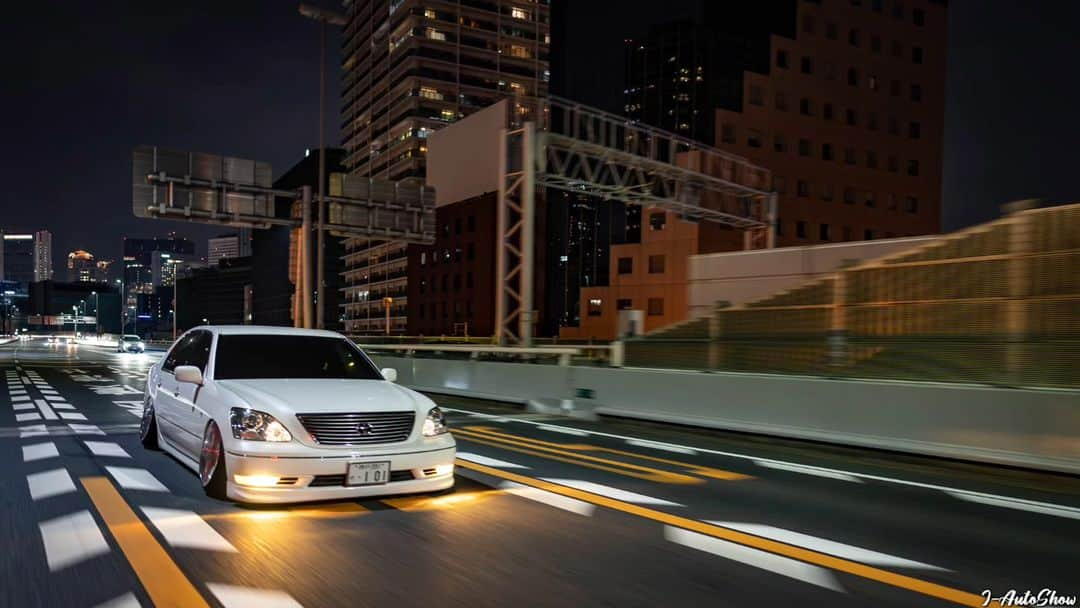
200, 423, 222, 486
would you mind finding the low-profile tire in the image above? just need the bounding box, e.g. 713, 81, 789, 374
200, 421, 228, 500
139, 399, 160, 450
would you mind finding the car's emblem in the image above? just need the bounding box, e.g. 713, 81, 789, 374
356, 422, 374, 436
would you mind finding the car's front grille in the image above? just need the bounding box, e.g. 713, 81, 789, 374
309, 470, 415, 487
296, 411, 415, 445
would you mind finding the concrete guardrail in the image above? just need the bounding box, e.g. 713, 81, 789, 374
369, 354, 1080, 475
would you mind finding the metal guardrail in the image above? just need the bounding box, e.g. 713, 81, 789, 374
357, 342, 625, 367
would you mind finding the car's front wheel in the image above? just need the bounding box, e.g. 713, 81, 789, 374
140, 399, 159, 450
199, 421, 228, 500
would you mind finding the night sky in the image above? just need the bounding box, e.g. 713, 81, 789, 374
2, 1, 1078, 275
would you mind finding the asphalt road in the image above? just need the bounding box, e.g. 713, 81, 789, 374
2, 339, 1078, 607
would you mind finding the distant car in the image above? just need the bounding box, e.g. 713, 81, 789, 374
117, 335, 146, 353
46, 336, 57, 344
139, 326, 455, 504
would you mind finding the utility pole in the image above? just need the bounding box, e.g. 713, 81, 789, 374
299, 3, 347, 329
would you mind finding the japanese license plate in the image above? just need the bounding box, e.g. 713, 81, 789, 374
345, 461, 391, 486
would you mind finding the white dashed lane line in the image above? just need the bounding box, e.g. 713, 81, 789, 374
706, 522, 949, 571
38, 510, 112, 572
206, 583, 304, 608
753, 460, 864, 483
27, 468, 77, 501
22, 442, 59, 463
540, 478, 685, 507
536, 425, 589, 436
105, 466, 169, 492
140, 507, 238, 553
496, 481, 596, 516
456, 452, 531, 469
625, 439, 698, 455
664, 526, 844, 592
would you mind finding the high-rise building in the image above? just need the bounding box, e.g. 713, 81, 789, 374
208, 234, 241, 268
626, 0, 946, 245
121, 235, 197, 330
34, 230, 52, 282
66, 250, 96, 283
339, 0, 551, 334
1, 233, 36, 285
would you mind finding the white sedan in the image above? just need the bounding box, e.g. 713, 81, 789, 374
140, 326, 455, 503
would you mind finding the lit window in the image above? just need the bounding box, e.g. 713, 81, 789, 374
508, 45, 530, 58
440, 109, 456, 121
425, 8, 436, 19
425, 28, 446, 41
587, 298, 602, 317
419, 86, 442, 100
511, 6, 529, 20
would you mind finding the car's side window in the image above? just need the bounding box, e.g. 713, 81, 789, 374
188, 331, 213, 373
163, 333, 198, 374
162, 341, 183, 373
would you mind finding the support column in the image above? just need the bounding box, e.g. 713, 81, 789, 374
301, 186, 314, 329
519, 122, 536, 346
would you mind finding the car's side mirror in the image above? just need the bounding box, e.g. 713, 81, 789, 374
175, 365, 204, 385
381, 368, 398, 383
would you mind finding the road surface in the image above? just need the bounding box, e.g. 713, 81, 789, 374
1, 339, 1078, 607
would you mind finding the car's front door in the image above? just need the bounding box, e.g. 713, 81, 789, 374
173, 331, 214, 457
155, 337, 191, 450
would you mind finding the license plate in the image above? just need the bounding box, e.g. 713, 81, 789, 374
345, 461, 391, 486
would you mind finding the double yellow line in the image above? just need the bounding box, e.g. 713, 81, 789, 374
455, 460, 994, 607
454, 425, 750, 484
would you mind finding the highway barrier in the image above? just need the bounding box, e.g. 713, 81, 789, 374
370, 354, 1080, 475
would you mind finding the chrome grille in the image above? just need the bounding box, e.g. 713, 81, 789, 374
296, 411, 415, 445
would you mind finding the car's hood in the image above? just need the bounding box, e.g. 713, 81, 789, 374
216, 378, 427, 415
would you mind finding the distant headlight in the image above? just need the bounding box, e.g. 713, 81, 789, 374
229, 407, 293, 442
422, 406, 448, 437
137, 341, 145, 349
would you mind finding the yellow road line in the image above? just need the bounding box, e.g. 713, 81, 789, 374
81, 477, 209, 608
455, 461, 990, 607
461, 425, 750, 481
454, 428, 701, 484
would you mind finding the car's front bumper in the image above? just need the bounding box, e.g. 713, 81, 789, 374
224, 444, 456, 504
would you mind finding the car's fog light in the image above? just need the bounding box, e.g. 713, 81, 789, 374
434, 463, 454, 477
234, 474, 280, 487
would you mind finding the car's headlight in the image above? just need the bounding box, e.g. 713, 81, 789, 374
229, 407, 293, 442
137, 342, 145, 348
422, 406, 448, 437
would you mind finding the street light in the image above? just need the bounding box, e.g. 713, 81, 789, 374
383, 296, 393, 336
299, 3, 346, 330
91, 291, 99, 335
72, 304, 78, 339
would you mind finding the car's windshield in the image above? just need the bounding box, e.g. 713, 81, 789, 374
213, 335, 383, 380
123, 336, 140, 342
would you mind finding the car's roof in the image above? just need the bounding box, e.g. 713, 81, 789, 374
188, 325, 346, 338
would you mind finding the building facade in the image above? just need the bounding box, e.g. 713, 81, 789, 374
1, 233, 36, 284
339, 0, 551, 334
34, 230, 52, 282
67, 250, 95, 282
208, 235, 240, 268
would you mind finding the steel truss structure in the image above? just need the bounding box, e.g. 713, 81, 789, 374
496, 97, 778, 345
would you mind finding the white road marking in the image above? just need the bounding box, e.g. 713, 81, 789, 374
50, 402, 75, 410
946, 490, 1080, 521
708, 522, 948, 571
105, 467, 168, 492
15, 412, 42, 422
626, 439, 698, 455
753, 460, 864, 483
540, 478, 684, 506
206, 584, 304, 608
456, 452, 530, 469
93, 592, 142, 608
443, 407, 1080, 518
34, 399, 58, 420
11, 394, 32, 402
22, 442, 59, 463
19, 424, 50, 438
664, 526, 843, 592
140, 507, 238, 552
498, 481, 595, 516
84, 441, 131, 458
13, 401, 36, 410
536, 425, 589, 436
58, 412, 88, 421
69, 423, 105, 435
45, 394, 69, 402
27, 468, 77, 500
39, 510, 111, 572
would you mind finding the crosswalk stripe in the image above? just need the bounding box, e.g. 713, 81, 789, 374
84, 442, 131, 458
140, 507, 238, 553
27, 468, 77, 500
22, 442, 59, 463
69, 423, 106, 435
19, 424, 50, 438
50, 402, 75, 410
707, 522, 948, 571
206, 584, 303, 608
59, 412, 88, 421
12, 394, 31, 402
13, 401, 37, 411
93, 592, 141, 608
39, 510, 111, 572
105, 467, 169, 492
664, 526, 843, 592
34, 399, 58, 421
539, 478, 684, 506
16, 412, 42, 422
